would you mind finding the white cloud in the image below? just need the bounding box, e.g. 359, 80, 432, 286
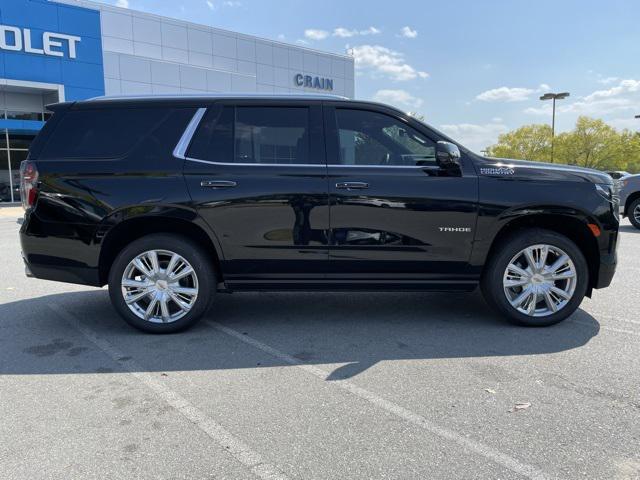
583, 79, 640, 102
222, 0, 242, 5
205, 0, 214, 9
350, 44, 428, 81
597, 76, 619, 85
608, 117, 640, 130
304, 29, 329, 40
400, 26, 418, 38
476, 87, 535, 102
277, 34, 285, 40
305, 27, 382, 38
476, 84, 551, 102
524, 79, 640, 117
344, 26, 380, 36
439, 121, 509, 153
373, 89, 423, 110
116, 0, 129, 7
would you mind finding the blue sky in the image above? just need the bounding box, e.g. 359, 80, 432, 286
104, 0, 640, 152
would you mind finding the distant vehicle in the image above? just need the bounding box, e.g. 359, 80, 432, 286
620, 174, 640, 229
19, 94, 619, 333
605, 171, 630, 180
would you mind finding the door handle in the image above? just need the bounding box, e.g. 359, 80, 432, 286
336, 182, 369, 190
200, 180, 237, 188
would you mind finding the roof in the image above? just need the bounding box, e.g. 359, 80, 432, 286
72, 93, 350, 106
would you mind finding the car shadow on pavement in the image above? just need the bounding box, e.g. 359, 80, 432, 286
0, 289, 600, 380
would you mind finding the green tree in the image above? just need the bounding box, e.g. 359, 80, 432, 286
486, 124, 552, 163
486, 116, 640, 173
554, 117, 621, 169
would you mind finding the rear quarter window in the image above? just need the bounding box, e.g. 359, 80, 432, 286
39, 107, 176, 160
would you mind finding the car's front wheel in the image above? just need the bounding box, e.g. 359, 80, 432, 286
628, 197, 640, 230
108, 234, 215, 333
481, 229, 588, 327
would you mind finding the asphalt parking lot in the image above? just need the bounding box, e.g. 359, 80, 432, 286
0, 207, 638, 480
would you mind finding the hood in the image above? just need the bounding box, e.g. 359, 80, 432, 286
479, 157, 613, 184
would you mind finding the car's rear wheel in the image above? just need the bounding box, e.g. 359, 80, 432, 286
629, 198, 640, 230
481, 229, 588, 327
108, 234, 215, 333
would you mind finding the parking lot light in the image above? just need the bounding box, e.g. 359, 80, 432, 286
540, 92, 570, 163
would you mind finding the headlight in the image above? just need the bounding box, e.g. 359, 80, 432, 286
595, 183, 618, 204
595, 183, 620, 203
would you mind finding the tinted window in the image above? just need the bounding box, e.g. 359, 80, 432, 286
335, 109, 436, 167
40, 108, 171, 160
187, 106, 234, 163
236, 107, 311, 164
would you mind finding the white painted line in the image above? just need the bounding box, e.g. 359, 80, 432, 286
208, 320, 550, 480
571, 318, 640, 337
48, 304, 290, 480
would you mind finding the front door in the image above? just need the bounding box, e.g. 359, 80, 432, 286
324, 104, 479, 287
183, 101, 329, 288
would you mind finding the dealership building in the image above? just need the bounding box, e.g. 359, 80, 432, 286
0, 0, 355, 202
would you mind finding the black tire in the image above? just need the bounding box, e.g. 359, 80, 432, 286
108, 233, 216, 333
629, 197, 640, 230
481, 229, 589, 327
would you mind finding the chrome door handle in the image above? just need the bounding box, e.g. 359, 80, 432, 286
336, 182, 369, 190
200, 180, 237, 188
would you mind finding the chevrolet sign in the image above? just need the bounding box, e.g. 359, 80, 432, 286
0, 24, 81, 59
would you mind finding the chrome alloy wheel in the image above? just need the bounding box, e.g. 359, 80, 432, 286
503, 244, 577, 317
634, 203, 640, 225
121, 249, 199, 324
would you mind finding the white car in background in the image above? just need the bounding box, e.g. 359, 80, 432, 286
620, 174, 640, 229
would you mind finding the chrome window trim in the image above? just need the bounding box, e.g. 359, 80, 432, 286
184, 157, 326, 167
173, 107, 207, 160
177, 106, 439, 170
184, 157, 432, 169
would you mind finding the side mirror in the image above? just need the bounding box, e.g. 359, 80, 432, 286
436, 141, 461, 169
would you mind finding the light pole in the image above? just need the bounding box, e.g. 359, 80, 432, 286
540, 92, 570, 163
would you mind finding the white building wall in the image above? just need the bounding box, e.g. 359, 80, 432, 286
53, 0, 355, 98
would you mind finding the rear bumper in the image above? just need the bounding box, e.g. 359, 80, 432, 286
21, 252, 101, 286
20, 213, 102, 287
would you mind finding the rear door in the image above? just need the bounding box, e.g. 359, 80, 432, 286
324, 103, 479, 287
182, 100, 329, 289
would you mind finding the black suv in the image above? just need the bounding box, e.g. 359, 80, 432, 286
19, 94, 619, 333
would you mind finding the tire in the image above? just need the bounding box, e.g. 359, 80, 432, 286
481, 229, 589, 327
629, 197, 640, 230
108, 233, 216, 333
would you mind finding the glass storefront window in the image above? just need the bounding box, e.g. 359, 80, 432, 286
9, 135, 33, 150
0, 130, 33, 203
0, 150, 12, 203
6, 111, 42, 121
9, 150, 28, 202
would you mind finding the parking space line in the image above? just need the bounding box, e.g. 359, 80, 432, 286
48, 304, 290, 480
208, 320, 549, 480
571, 318, 640, 337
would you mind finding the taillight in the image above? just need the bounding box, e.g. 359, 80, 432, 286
20, 161, 39, 210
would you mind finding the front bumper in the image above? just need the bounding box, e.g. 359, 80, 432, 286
595, 252, 617, 289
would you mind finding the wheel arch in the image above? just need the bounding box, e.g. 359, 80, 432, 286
97, 210, 224, 286
624, 191, 640, 217
482, 211, 600, 292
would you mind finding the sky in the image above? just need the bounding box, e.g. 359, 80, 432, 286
102, 0, 640, 152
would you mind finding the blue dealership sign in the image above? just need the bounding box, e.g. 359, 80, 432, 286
0, 0, 104, 101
